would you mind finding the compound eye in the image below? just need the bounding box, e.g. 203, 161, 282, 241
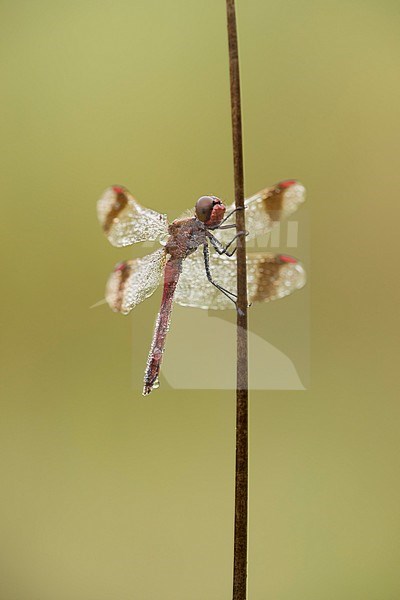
195, 196, 214, 222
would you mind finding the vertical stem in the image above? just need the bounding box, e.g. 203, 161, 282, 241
226, 2, 249, 599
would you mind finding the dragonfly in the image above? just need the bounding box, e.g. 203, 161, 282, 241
97, 180, 306, 395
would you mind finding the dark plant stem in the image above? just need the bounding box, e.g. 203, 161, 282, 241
226, 1, 248, 599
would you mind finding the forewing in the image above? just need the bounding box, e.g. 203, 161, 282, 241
217, 180, 306, 244
97, 185, 168, 247
175, 249, 306, 310
106, 249, 166, 315
175, 207, 194, 221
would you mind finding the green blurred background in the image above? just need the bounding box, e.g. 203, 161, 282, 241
1, 1, 399, 598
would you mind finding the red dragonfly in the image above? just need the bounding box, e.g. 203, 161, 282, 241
97, 180, 306, 395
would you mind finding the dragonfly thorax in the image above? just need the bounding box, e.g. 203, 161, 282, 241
165, 218, 207, 260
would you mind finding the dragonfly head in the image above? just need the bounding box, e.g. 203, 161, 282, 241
195, 195, 226, 228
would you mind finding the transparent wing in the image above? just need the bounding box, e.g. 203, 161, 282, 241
106, 248, 167, 315
97, 185, 168, 247
174, 207, 194, 221
217, 180, 306, 244
175, 248, 306, 310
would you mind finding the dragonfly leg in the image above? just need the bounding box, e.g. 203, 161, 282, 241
216, 205, 246, 227
203, 244, 237, 306
207, 230, 248, 257
216, 223, 236, 230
